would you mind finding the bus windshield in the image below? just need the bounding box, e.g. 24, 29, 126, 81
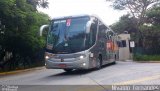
47, 17, 90, 53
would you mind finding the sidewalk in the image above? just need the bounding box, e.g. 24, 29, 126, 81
120, 60, 160, 63
0, 66, 44, 76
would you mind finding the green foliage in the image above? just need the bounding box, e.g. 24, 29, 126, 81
0, 0, 49, 71
134, 54, 160, 61
109, 0, 160, 52
107, 0, 160, 48
26, 0, 49, 10
110, 14, 137, 34
146, 7, 160, 25
138, 6, 160, 55
107, 0, 159, 20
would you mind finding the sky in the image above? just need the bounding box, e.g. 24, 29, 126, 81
38, 0, 127, 25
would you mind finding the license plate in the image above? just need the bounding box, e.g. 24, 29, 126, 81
58, 64, 67, 68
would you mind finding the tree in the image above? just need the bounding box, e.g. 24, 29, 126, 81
26, 0, 49, 10
107, 0, 160, 47
146, 6, 160, 25
110, 14, 137, 34
107, 0, 160, 25
139, 6, 160, 54
0, 0, 49, 71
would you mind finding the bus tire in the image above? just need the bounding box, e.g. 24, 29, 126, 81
112, 61, 116, 64
63, 69, 73, 72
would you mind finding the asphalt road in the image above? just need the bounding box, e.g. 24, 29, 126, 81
0, 61, 160, 91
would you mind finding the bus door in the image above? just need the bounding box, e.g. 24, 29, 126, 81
106, 31, 115, 61
98, 23, 108, 63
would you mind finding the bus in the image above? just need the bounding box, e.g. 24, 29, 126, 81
40, 15, 119, 72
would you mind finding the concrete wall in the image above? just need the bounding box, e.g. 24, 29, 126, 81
118, 34, 131, 61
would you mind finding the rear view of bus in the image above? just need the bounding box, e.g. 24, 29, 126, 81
40, 15, 118, 72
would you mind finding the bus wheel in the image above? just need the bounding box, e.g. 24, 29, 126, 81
96, 57, 102, 70
63, 69, 73, 72
112, 61, 116, 64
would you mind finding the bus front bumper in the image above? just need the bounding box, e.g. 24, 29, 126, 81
45, 57, 89, 69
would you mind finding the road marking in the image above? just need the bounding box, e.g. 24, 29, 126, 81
76, 86, 105, 91
113, 74, 160, 85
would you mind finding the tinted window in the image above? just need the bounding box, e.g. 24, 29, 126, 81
122, 40, 127, 47
47, 17, 90, 53
85, 19, 98, 48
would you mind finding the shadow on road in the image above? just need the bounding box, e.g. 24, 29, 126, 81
49, 62, 116, 77
52, 69, 94, 76
37, 62, 116, 83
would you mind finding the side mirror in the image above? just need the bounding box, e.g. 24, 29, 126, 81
40, 25, 49, 36
86, 21, 92, 34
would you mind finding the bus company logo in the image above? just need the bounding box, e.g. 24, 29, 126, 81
66, 19, 71, 26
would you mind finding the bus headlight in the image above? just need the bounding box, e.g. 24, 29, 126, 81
82, 63, 86, 66
80, 55, 84, 59
45, 52, 55, 60
45, 56, 49, 60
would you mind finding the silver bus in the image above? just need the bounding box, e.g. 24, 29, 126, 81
40, 15, 119, 72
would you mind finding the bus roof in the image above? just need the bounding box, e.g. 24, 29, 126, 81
52, 14, 115, 34
52, 14, 90, 20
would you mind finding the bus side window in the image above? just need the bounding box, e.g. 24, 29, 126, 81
86, 19, 98, 48
107, 31, 113, 40
99, 23, 108, 38
89, 22, 98, 45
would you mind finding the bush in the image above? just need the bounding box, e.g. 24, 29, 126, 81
133, 54, 160, 61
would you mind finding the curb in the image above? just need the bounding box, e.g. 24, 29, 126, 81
0, 66, 45, 76
120, 60, 160, 63
135, 61, 160, 63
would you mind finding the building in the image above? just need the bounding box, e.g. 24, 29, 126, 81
118, 34, 132, 61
